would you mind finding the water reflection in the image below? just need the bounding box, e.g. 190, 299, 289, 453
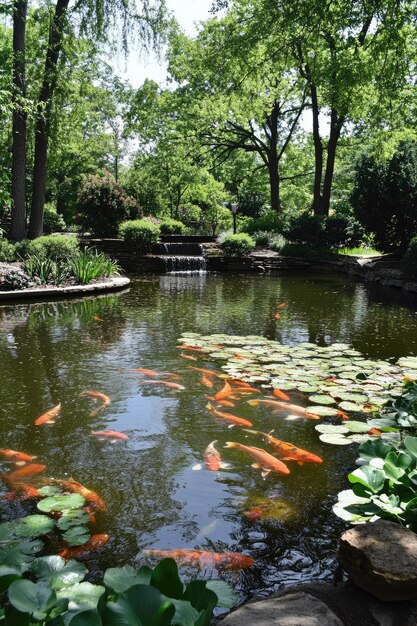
1, 272, 417, 601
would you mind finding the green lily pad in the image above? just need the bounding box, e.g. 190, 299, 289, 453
308, 394, 336, 406
319, 434, 352, 445
30, 556, 87, 589
305, 405, 339, 417
345, 421, 371, 433
339, 393, 369, 404
37, 494, 85, 513
63, 527, 91, 547
339, 401, 366, 413
315, 425, 349, 434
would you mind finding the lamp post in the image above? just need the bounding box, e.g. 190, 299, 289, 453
231, 202, 238, 234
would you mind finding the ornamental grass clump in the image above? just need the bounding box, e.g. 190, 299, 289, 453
69, 249, 121, 285
220, 233, 255, 257
119, 219, 160, 252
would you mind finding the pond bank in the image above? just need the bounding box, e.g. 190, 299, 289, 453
0, 275, 130, 301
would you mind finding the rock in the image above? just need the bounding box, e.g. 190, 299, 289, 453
220, 591, 343, 626
337, 519, 417, 601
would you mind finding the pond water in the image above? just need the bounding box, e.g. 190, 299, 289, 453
1, 271, 417, 604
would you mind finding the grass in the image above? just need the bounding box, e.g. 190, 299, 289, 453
336, 247, 381, 256
278, 244, 382, 258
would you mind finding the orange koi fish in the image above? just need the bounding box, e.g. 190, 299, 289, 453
58, 534, 109, 559
246, 430, 322, 465
91, 429, 128, 441
0, 450, 37, 465
6, 463, 47, 482
142, 380, 185, 390
277, 303, 287, 309
244, 508, 264, 521
368, 428, 383, 436
217, 400, 235, 408
232, 387, 261, 395
274, 313, 282, 319
92, 316, 103, 322
180, 353, 197, 361
247, 399, 320, 420
210, 344, 224, 349
206, 403, 253, 428
35, 403, 61, 426
325, 377, 337, 383
127, 368, 161, 376
233, 354, 245, 360
212, 382, 233, 401
272, 388, 290, 401
5, 482, 41, 499
176, 345, 205, 352
337, 409, 350, 421
224, 442, 290, 477
188, 367, 218, 378
58, 479, 106, 511
192, 441, 231, 471
200, 375, 214, 388
80, 391, 111, 406
144, 549, 254, 570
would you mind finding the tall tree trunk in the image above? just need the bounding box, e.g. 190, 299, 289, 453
321, 110, 344, 216
266, 104, 281, 212
28, 0, 69, 239
310, 84, 325, 216
10, 0, 28, 241
268, 162, 281, 212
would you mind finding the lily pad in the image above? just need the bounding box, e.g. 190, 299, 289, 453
345, 421, 371, 433
305, 405, 339, 417
315, 425, 349, 434
63, 527, 91, 547
37, 494, 85, 513
339, 401, 366, 413
30, 556, 87, 589
319, 434, 352, 445
308, 394, 336, 406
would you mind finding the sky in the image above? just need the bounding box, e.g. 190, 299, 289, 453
113, 0, 214, 88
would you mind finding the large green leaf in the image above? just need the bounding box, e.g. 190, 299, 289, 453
358, 439, 393, 461
57, 582, 105, 611
150, 559, 183, 600
57, 510, 90, 531
0, 567, 21, 594
30, 556, 87, 589
104, 565, 153, 594
8, 580, 57, 621
348, 466, 385, 494
205, 580, 236, 608
404, 437, 417, 458
63, 526, 91, 547
67, 608, 103, 626
37, 494, 85, 513
0, 539, 44, 569
115, 585, 175, 626
0, 515, 54, 540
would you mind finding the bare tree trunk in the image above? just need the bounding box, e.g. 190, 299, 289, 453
10, 0, 28, 241
28, 0, 69, 239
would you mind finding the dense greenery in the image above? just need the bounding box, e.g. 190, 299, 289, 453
119, 219, 161, 251
220, 233, 255, 257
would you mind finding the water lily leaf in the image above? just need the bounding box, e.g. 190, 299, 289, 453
38, 486, 63, 497
8, 579, 56, 620
339, 401, 365, 413
150, 558, 184, 600
404, 437, 417, 458
57, 510, 90, 531
347, 434, 373, 443
315, 425, 349, 434
63, 527, 91, 547
205, 580, 237, 608
37, 494, 85, 513
0, 515, 54, 540
104, 564, 152, 594
339, 393, 369, 404
0, 567, 21, 594
308, 394, 336, 406
358, 439, 394, 461
0, 539, 44, 569
345, 421, 371, 433
306, 405, 339, 417
367, 418, 397, 428
30, 556, 87, 589
349, 466, 385, 493
319, 434, 352, 445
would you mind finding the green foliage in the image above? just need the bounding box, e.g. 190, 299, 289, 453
43, 204, 66, 234
22, 255, 70, 286
15, 236, 79, 262
283, 213, 363, 248
269, 234, 287, 253
241, 209, 284, 235
69, 249, 121, 285
252, 231, 272, 246
119, 219, 161, 251
221, 233, 255, 257
352, 141, 417, 253
76, 172, 141, 237
0, 239, 16, 262
401, 236, 417, 279
159, 218, 186, 235
237, 189, 265, 219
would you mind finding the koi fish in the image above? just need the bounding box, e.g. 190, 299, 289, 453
224, 442, 290, 477
200, 375, 214, 388
35, 403, 61, 426
277, 303, 287, 309
57, 479, 106, 511
217, 400, 235, 408
0, 450, 37, 465
337, 409, 350, 421
247, 399, 320, 420
58, 534, 109, 559
272, 388, 290, 401
143, 549, 254, 570
192, 441, 231, 471
188, 367, 218, 378
212, 382, 233, 401
6, 463, 47, 482
127, 368, 161, 376
180, 353, 197, 361
176, 345, 205, 352
206, 403, 253, 428
226, 379, 252, 387
232, 387, 261, 395
368, 428, 383, 436
141, 380, 185, 390
92, 316, 103, 322
274, 313, 282, 319
5, 482, 41, 499
80, 391, 111, 407
244, 508, 264, 521
325, 377, 337, 383
245, 430, 322, 465
91, 429, 128, 441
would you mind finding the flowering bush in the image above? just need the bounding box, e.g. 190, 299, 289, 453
76, 172, 142, 237
0, 263, 38, 291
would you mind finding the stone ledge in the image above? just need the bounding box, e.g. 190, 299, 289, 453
0, 275, 130, 301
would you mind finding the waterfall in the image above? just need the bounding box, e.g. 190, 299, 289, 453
154, 242, 207, 274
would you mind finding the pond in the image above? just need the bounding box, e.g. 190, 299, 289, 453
1, 271, 417, 604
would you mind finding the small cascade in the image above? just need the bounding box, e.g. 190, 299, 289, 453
154, 241, 207, 274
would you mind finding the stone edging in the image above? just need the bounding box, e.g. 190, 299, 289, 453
0, 275, 130, 301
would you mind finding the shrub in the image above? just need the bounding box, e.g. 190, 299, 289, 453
270, 234, 287, 252
241, 208, 284, 234
402, 236, 417, 279
282, 213, 363, 248
43, 203, 66, 234
15, 235, 79, 262
159, 218, 186, 235
324, 215, 364, 248
119, 219, 160, 251
237, 188, 265, 219
352, 140, 417, 253
252, 231, 272, 247
283, 213, 326, 246
0, 239, 16, 262
221, 233, 255, 257
77, 171, 142, 237
0, 263, 37, 291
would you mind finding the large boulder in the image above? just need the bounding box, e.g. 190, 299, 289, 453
337, 519, 417, 601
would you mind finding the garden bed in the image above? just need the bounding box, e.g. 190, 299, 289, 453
0, 274, 130, 301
